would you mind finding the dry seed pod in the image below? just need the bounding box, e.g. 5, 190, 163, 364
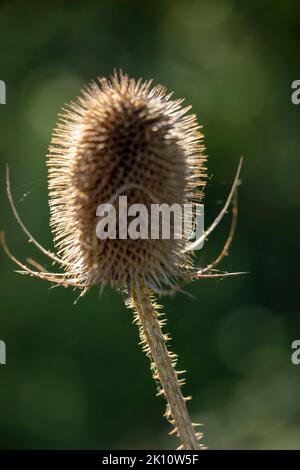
2, 71, 242, 450
46, 73, 207, 449
48, 72, 206, 290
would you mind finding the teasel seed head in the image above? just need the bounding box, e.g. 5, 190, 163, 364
48, 72, 206, 291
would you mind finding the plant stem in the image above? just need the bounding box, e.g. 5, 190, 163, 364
130, 282, 201, 450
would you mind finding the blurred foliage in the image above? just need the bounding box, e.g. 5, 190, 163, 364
0, 0, 300, 450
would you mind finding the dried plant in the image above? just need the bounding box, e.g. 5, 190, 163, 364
1, 72, 243, 450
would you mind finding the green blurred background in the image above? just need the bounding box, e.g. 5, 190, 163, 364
0, 0, 300, 450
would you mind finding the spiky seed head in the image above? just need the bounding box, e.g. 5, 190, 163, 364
48, 72, 206, 290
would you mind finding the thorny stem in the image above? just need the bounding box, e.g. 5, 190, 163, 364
130, 282, 202, 450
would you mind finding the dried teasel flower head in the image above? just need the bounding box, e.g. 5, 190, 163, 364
1, 71, 243, 451
48, 71, 206, 291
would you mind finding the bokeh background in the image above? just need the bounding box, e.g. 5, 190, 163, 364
0, 0, 300, 450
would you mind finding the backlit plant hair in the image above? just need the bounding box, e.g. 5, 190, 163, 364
1, 72, 243, 450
